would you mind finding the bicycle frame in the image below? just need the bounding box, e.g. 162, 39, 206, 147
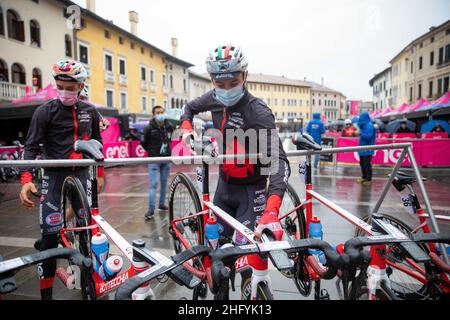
59, 166, 153, 299
170, 161, 275, 300
282, 152, 450, 298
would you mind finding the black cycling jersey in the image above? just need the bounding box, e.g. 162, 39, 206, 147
181, 89, 290, 198
22, 99, 103, 167
141, 119, 174, 157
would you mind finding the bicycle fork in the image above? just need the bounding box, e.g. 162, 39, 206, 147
250, 268, 271, 300
366, 245, 395, 300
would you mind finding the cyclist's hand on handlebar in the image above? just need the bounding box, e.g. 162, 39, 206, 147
19, 182, 38, 209
255, 195, 284, 241
179, 120, 200, 153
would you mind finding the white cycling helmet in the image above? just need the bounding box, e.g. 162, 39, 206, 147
345, 119, 352, 125
206, 44, 248, 80
52, 59, 87, 83
80, 85, 89, 99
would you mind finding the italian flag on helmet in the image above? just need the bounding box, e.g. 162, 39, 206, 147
206, 44, 248, 80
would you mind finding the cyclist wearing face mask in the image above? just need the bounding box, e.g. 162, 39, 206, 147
18, 59, 103, 300
141, 105, 174, 220
180, 44, 290, 287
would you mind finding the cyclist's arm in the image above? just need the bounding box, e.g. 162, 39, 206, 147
180, 91, 217, 128
255, 104, 291, 199
20, 106, 47, 185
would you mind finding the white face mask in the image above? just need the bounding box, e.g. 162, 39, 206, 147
214, 84, 245, 107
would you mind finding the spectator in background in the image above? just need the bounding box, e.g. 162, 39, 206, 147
141, 106, 173, 220
396, 120, 413, 133
356, 112, 376, 186
342, 119, 358, 137
431, 123, 444, 133
125, 124, 140, 141
306, 112, 325, 168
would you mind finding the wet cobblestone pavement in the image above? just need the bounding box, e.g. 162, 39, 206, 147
1, 158, 449, 300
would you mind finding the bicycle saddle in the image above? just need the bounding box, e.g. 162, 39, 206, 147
292, 133, 322, 151
74, 139, 104, 161
391, 171, 426, 185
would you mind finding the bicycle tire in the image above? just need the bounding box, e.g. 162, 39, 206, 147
168, 172, 208, 299
355, 214, 432, 300
168, 172, 204, 254
60, 175, 96, 300
281, 182, 307, 242
241, 278, 274, 300
350, 284, 391, 300
278, 182, 311, 295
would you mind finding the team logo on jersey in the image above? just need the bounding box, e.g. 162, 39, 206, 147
46, 213, 62, 226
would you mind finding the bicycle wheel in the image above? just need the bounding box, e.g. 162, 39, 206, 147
169, 172, 204, 254
278, 182, 309, 291
355, 214, 432, 300
280, 182, 307, 242
350, 284, 391, 300
0, 152, 19, 182
241, 278, 274, 300
60, 175, 96, 300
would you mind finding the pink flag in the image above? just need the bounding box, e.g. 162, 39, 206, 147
350, 100, 360, 115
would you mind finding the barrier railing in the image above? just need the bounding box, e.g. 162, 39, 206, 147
0, 142, 448, 264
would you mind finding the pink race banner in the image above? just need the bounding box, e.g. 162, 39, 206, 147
101, 118, 121, 144
103, 142, 130, 159
336, 138, 450, 166
324, 132, 342, 138
0, 146, 21, 157
130, 140, 194, 158
130, 141, 148, 158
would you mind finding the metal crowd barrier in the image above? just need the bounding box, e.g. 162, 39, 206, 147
0, 142, 448, 264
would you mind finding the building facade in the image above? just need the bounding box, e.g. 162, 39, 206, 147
247, 73, 312, 121
0, 0, 75, 102
308, 81, 346, 123
166, 59, 190, 110
388, 20, 450, 108
71, 1, 193, 117
369, 67, 392, 111
189, 71, 210, 101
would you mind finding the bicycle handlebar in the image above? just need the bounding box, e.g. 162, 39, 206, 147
115, 245, 211, 300
0, 248, 92, 294
0, 247, 92, 278
343, 232, 450, 269
209, 238, 349, 294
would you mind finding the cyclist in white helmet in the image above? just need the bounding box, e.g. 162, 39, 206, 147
19, 59, 103, 299
180, 45, 290, 295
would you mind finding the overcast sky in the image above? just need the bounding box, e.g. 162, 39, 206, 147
72, 0, 450, 101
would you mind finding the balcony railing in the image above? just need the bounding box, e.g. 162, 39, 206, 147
119, 75, 128, 86
140, 80, 148, 91
83, 64, 92, 78
0, 82, 37, 101
104, 71, 115, 83
150, 83, 157, 93
437, 58, 450, 69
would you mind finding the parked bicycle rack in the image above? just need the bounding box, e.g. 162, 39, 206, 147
0, 142, 448, 264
